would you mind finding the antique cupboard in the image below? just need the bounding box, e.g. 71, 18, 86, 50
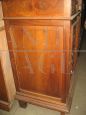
1, 0, 82, 115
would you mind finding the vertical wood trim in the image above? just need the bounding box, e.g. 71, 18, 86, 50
62, 21, 71, 102
64, 0, 71, 17
0, 29, 16, 102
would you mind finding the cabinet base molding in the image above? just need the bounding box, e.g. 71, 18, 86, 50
0, 100, 11, 111
16, 91, 69, 113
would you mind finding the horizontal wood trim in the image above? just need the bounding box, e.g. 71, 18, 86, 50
0, 100, 11, 111
2, 17, 70, 20
6, 19, 64, 26
16, 91, 69, 113
20, 89, 61, 102
2, 12, 81, 20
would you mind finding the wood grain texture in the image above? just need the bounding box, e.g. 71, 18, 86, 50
2, 0, 81, 113
2, 0, 81, 19
2, 0, 64, 17
8, 25, 64, 98
0, 61, 8, 102
0, 29, 16, 110
0, 100, 11, 111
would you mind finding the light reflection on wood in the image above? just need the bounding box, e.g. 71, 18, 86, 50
9, 26, 17, 49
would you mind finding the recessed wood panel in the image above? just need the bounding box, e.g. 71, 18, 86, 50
8, 25, 65, 98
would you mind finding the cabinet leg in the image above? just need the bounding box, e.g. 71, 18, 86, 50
61, 112, 65, 115
18, 100, 27, 108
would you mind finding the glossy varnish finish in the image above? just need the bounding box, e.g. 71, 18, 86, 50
2, 0, 82, 114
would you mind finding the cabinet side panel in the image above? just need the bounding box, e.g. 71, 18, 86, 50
4, 20, 66, 100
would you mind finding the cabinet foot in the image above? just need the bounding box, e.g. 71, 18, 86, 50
18, 100, 27, 108
61, 112, 65, 115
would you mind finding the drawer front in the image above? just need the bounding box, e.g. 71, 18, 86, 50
2, 0, 64, 17
7, 21, 66, 99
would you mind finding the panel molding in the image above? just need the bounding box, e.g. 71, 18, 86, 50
16, 91, 69, 113
0, 100, 11, 111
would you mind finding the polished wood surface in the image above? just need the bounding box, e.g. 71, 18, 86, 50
2, 0, 82, 19
9, 25, 64, 98
0, 61, 8, 102
2, 0, 82, 114
0, 26, 16, 110
2, 0, 65, 18
0, 60, 10, 111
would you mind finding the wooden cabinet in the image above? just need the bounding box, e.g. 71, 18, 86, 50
1, 0, 82, 115
0, 61, 9, 110
0, 29, 16, 111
